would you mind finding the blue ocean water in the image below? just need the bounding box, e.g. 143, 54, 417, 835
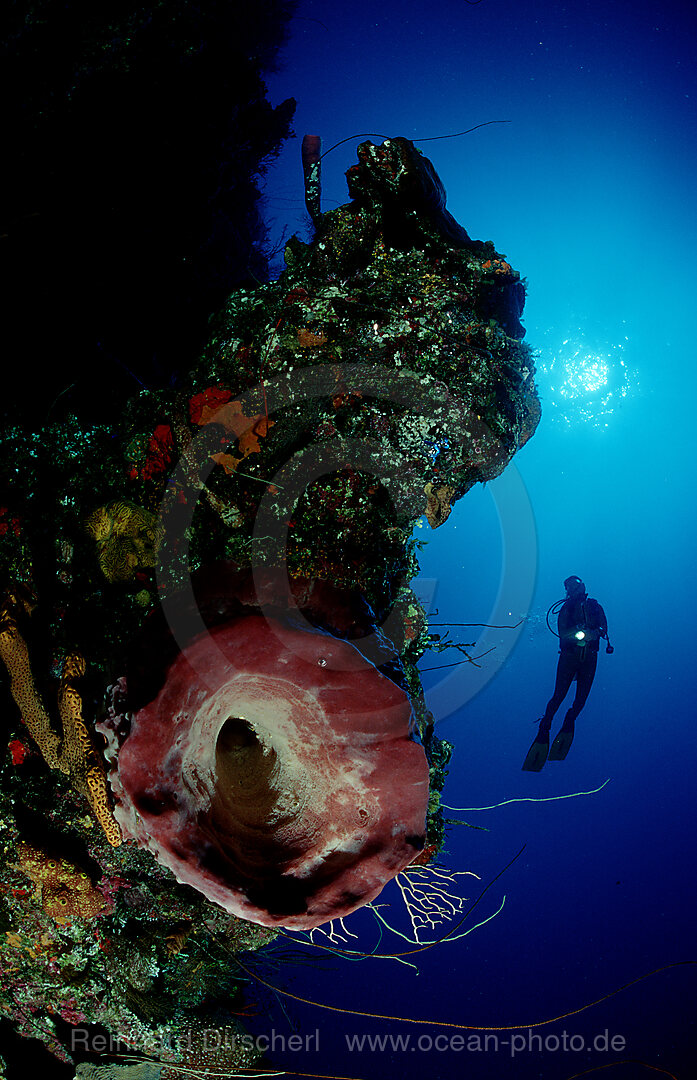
245, 2, 697, 1078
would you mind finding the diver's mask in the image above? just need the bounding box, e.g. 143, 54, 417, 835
564, 575, 586, 598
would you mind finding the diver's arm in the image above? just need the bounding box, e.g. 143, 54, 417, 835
596, 602, 608, 638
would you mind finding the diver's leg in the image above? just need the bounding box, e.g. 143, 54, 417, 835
565, 651, 598, 722
525, 652, 574, 771
549, 654, 596, 761
540, 652, 576, 733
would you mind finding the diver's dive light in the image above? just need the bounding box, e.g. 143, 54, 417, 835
546, 597, 615, 654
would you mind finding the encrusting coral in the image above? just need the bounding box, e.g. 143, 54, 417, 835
0, 615, 62, 771
84, 501, 163, 584
0, 595, 121, 846
57, 653, 122, 847
15, 841, 113, 925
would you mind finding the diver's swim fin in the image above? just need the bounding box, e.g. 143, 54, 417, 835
522, 732, 550, 772
548, 720, 575, 761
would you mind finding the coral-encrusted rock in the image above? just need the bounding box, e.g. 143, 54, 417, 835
102, 611, 428, 929
192, 137, 539, 610
346, 135, 476, 250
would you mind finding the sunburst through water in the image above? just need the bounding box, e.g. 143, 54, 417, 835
536, 326, 637, 427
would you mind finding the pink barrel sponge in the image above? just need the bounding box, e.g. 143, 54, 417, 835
106, 612, 429, 929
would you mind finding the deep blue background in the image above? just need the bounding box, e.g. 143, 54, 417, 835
245, 1, 697, 1078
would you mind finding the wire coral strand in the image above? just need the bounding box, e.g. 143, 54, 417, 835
420, 646, 495, 671
319, 121, 511, 161
251, 1073, 369, 1080
429, 619, 523, 628
115, 1060, 367, 1080
563, 1060, 679, 1080
444, 778, 611, 811
235, 958, 696, 1035
258, 1074, 369, 1080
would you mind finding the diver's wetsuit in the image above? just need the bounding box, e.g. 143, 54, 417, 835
540, 596, 607, 733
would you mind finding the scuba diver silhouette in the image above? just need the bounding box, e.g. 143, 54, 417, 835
523, 576, 613, 771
